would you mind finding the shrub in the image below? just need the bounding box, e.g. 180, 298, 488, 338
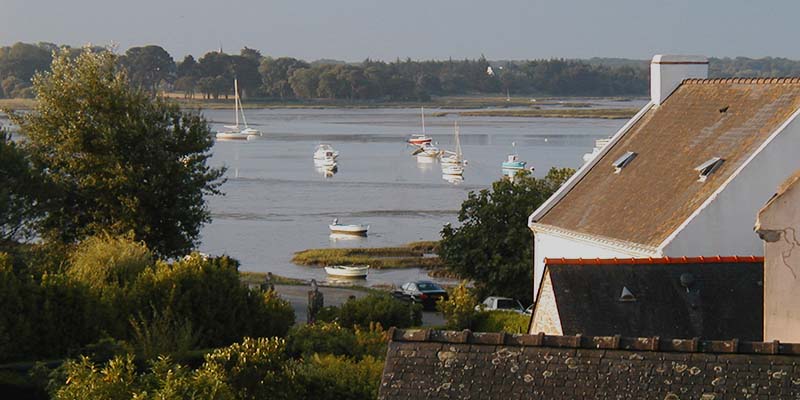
326, 293, 422, 329
201, 337, 298, 400
473, 311, 530, 334
129, 305, 199, 360
437, 281, 478, 330
353, 322, 390, 359
67, 233, 153, 291
286, 322, 358, 359
296, 354, 383, 400
126, 255, 295, 348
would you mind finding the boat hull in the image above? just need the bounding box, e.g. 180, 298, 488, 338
329, 224, 369, 235
324, 266, 369, 278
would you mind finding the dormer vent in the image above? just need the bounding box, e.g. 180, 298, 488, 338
695, 157, 724, 182
619, 286, 636, 302
612, 151, 637, 174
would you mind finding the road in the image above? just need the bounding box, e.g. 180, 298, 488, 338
273, 284, 445, 327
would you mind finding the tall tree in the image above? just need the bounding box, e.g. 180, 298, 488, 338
120, 45, 176, 95
8, 49, 225, 257
439, 168, 575, 304
260, 57, 309, 99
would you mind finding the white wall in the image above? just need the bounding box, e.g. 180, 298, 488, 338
662, 114, 800, 257
756, 175, 800, 342
532, 230, 655, 298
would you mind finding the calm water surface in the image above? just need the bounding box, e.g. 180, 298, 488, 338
198, 104, 639, 286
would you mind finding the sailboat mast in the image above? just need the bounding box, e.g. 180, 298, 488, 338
234, 79, 240, 128
455, 121, 462, 158
421, 107, 426, 134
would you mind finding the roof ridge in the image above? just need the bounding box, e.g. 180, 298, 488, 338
389, 328, 795, 355
683, 77, 800, 84
544, 256, 763, 265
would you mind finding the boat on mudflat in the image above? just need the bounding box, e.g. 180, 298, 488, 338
324, 265, 370, 278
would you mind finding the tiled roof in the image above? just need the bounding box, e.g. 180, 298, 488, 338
537, 79, 800, 246
539, 259, 763, 340
380, 329, 800, 399
545, 255, 763, 265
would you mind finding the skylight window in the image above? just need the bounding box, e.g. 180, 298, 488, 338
695, 157, 724, 182
612, 151, 637, 174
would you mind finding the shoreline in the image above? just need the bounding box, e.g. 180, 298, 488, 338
1, 95, 645, 115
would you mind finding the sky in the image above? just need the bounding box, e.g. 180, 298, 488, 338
1, 0, 798, 61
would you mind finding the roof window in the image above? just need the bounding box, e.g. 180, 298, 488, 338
612, 151, 637, 174
619, 286, 636, 302
695, 157, 724, 182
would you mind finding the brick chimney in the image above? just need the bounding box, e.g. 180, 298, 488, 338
651, 55, 708, 105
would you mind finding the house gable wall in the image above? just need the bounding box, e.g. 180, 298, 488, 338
662, 111, 800, 257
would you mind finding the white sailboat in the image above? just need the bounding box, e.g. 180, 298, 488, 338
441, 121, 465, 174
216, 79, 262, 141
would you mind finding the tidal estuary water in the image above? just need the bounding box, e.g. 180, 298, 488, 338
198, 104, 638, 287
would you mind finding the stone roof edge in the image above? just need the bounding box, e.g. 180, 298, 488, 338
683, 77, 800, 84
388, 328, 800, 356
531, 223, 660, 256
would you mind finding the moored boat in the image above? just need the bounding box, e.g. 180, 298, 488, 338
501, 154, 527, 170
324, 265, 369, 278
314, 144, 339, 160
216, 79, 261, 141
329, 218, 369, 235
408, 107, 432, 145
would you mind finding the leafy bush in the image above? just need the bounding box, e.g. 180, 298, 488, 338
201, 337, 298, 400
126, 254, 295, 348
437, 281, 478, 330
323, 293, 422, 329
67, 233, 153, 291
473, 311, 530, 334
129, 305, 199, 360
296, 354, 383, 400
286, 322, 358, 359
353, 322, 390, 359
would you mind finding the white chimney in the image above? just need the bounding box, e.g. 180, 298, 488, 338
650, 55, 708, 105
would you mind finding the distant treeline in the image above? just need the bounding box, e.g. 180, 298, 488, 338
3, 42, 800, 101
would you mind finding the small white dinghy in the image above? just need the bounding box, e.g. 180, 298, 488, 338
329, 218, 369, 236
324, 265, 370, 278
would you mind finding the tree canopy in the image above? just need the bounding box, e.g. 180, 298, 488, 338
8, 49, 224, 257
439, 168, 575, 305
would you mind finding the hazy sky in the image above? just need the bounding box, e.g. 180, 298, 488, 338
2, 0, 798, 61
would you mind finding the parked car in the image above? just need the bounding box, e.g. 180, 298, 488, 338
393, 281, 449, 310
475, 296, 526, 314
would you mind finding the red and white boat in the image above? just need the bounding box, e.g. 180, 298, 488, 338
407, 107, 432, 145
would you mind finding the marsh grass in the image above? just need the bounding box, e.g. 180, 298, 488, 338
292, 242, 443, 270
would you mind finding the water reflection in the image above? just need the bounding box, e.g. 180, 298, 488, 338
442, 174, 464, 184
329, 233, 367, 242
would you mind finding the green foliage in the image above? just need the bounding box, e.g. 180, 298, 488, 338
473, 311, 530, 334
53, 355, 235, 400
0, 131, 46, 247
286, 322, 358, 359
119, 45, 176, 95
129, 305, 199, 360
127, 254, 295, 348
9, 48, 224, 258
296, 354, 384, 400
67, 233, 153, 291
439, 168, 575, 304
202, 337, 297, 400
321, 293, 422, 329
437, 281, 479, 330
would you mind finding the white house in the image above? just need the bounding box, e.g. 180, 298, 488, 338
528, 54, 800, 298
755, 169, 800, 342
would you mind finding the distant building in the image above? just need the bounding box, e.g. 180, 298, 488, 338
529, 256, 764, 340
755, 169, 800, 342
528, 54, 800, 297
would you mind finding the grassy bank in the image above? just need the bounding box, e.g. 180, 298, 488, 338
292, 241, 443, 270
239, 271, 308, 286
434, 107, 639, 119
